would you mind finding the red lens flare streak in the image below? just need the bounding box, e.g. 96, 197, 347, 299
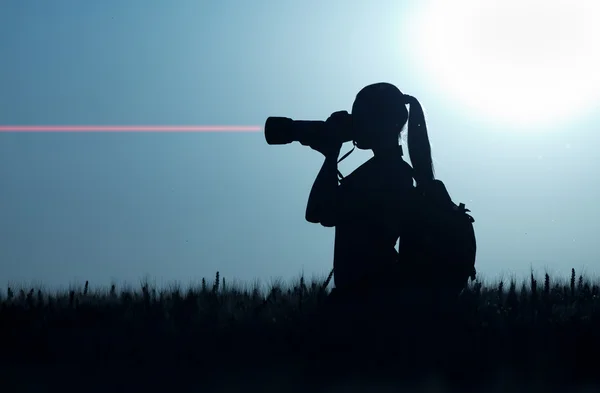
0, 125, 262, 133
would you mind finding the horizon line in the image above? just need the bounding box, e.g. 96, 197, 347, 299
0, 125, 263, 132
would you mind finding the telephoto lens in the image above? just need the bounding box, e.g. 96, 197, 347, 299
264, 117, 327, 146
264, 117, 296, 145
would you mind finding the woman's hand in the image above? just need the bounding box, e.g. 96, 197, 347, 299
310, 111, 351, 159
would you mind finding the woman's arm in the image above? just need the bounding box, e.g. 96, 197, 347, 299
304, 110, 349, 227
305, 155, 339, 227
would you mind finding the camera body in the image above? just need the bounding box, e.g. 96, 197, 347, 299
264, 114, 354, 148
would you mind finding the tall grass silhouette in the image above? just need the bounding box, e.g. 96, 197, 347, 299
2, 268, 600, 392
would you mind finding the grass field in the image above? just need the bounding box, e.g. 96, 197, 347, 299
2, 268, 600, 392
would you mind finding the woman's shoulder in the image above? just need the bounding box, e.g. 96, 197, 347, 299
338, 156, 376, 184
340, 156, 414, 189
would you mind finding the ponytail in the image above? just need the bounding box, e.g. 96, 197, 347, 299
404, 95, 435, 185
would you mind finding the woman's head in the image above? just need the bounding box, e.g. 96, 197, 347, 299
351, 82, 435, 184
351, 83, 407, 150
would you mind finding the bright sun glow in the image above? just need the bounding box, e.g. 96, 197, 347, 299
409, 0, 600, 128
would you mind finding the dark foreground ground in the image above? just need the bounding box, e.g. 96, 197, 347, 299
2, 269, 600, 393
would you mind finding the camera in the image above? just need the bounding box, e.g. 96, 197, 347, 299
264, 113, 353, 148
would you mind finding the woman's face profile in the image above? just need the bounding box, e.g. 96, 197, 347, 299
351, 99, 373, 150
351, 94, 406, 150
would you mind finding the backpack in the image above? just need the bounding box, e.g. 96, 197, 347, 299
326, 147, 476, 295
399, 179, 477, 293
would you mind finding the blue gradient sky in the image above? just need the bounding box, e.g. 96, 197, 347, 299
1, 0, 599, 290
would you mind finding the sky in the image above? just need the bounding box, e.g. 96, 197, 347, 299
1, 0, 600, 290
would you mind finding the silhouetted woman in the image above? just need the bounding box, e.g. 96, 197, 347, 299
305, 82, 434, 294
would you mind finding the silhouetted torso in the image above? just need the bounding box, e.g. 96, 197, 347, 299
333, 145, 414, 290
